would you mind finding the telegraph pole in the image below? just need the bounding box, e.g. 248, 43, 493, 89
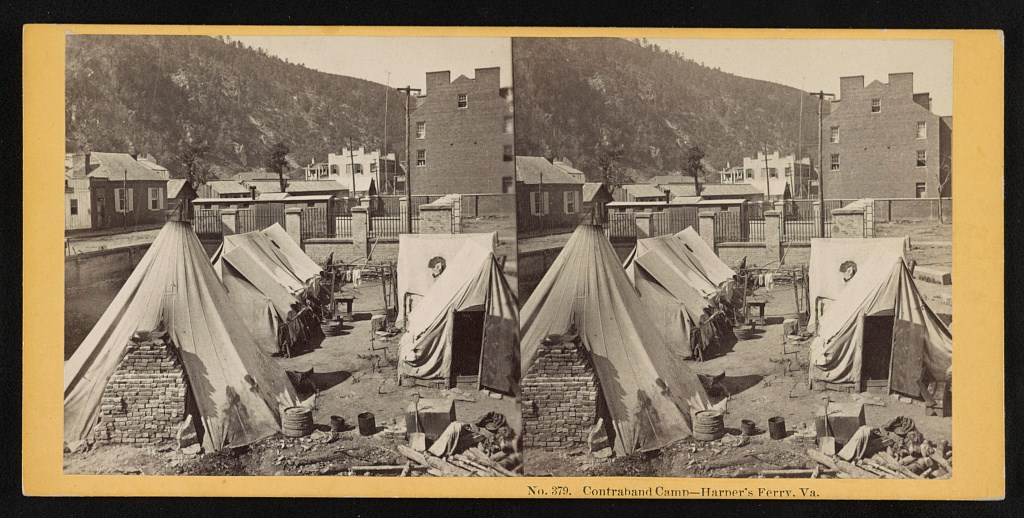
810, 90, 834, 238
382, 71, 390, 194
397, 86, 422, 234
763, 142, 772, 201
347, 139, 358, 199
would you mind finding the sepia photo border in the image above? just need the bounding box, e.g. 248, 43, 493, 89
24, 25, 1004, 500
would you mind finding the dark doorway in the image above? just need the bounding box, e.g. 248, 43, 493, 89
451, 309, 485, 381
96, 196, 105, 228
862, 314, 895, 382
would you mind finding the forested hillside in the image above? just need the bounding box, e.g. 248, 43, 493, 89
513, 38, 825, 181
66, 35, 406, 179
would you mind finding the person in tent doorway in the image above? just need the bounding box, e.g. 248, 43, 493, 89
428, 256, 447, 279
840, 260, 858, 283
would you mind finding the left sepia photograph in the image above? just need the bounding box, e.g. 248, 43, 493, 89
62, 33, 523, 477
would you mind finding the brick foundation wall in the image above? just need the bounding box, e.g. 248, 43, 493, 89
94, 333, 187, 445
521, 334, 600, 450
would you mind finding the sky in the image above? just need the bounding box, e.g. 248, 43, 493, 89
231, 36, 512, 92
649, 38, 953, 115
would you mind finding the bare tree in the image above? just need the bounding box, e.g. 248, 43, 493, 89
935, 154, 952, 224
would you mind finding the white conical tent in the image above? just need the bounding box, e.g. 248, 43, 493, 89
622, 228, 738, 359
808, 255, 952, 397
64, 222, 300, 450
398, 237, 520, 395
520, 225, 711, 455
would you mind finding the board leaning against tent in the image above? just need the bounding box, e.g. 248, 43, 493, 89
64, 222, 302, 451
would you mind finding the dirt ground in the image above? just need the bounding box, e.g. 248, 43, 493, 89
523, 279, 952, 477
65, 277, 522, 477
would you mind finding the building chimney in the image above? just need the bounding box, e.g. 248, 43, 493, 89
250, 185, 257, 200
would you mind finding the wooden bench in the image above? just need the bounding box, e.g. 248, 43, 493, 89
335, 295, 355, 320
746, 298, 768, 326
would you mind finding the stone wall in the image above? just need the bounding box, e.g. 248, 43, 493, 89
521, 334, 601, 450
94, 333, 188, 445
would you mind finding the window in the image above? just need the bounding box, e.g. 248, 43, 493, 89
346, 163, 364, 175
762, 168, 778, 178
148, 187, 164, 211
917, 121, 927, 139
745, 168, 754, 179
784, 166, 793, 177
830, 126, 840, 143
830, 154, 841, 172
503, 144, 514, 162
416, 121, 426, 139
916, 150, 927, 167
564, 190, 580, 214
871, 98, 881, 113
70, 198, 78, 215
501, 176, 514, 194
330, 164, 339, 176
416, 149, 426, 167
915, 183, 926, 198
114, 187, 134, 213
503, 116, 513, 134
370, 161, 378, 174
457, 93, 468, 108
530, 191, 550, 216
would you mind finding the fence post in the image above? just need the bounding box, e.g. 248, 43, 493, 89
351, 206, 370, 258
419, 204, 452, 234
634, 211, 653, 240
285, 207, 303, 247
765, 210, 782, 263
698, 211, 716, 251
400, 197, 410, 233
830, 205, 866, 238
220, 208, 238, 236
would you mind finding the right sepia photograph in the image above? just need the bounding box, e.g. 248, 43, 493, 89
512, 36, 953, 479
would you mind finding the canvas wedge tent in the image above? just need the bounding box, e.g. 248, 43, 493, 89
396, 233, 498, 325
260, 223, 323, 283
211, 226, 322, 356
520, 225, 712, 455
808, 242, 951, 398
622, 228, 740, 360
397, 235, 519, 395
64, 222, 300, 450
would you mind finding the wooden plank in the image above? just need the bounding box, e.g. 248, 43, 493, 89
806, 449, 838, 471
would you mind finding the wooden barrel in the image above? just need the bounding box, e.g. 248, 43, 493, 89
692, 410, 725, 441
282, 406, 313, 438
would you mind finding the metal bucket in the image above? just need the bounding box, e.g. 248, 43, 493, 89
330, 415, 345, 432
768, 416, 787, 440
740, 419, 756, 436
357, 412, 376, 436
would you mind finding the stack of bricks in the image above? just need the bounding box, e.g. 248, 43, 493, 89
521, 333, 601, 450
94, 332, 188, 445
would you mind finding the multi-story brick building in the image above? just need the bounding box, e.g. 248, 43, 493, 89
821, 73, 952, 199
407, 67, 515, 195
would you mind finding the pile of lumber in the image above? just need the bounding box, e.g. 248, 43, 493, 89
397, 445, 522, 477
807, 441, 952, 479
